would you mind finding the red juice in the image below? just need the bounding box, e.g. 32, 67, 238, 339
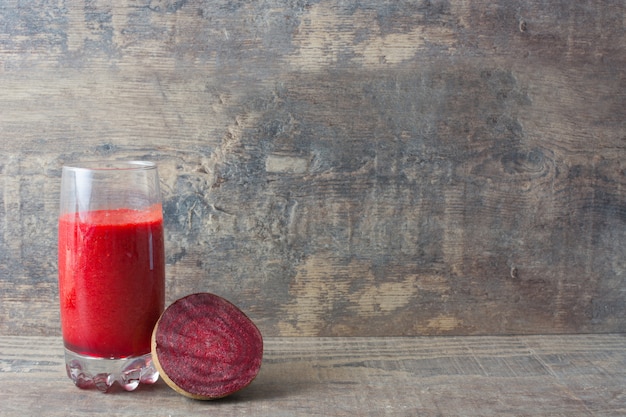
58, 205, 165, 359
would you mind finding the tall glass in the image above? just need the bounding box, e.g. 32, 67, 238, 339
58, 161, 165, 392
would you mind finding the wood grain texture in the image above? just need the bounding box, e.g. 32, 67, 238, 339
1, 335, 626, 416
0, 1, 625, 336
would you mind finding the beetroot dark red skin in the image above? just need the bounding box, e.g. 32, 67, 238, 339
151, 293, 263, 400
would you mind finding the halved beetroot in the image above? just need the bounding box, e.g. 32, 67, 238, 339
151, 293, 263, 400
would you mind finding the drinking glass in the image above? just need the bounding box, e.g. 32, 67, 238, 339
58, 161, 165, 392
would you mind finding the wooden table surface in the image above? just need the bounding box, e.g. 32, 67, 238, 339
1, 334, 625, 416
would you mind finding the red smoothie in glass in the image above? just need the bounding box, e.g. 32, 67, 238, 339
58, 205, 165, 358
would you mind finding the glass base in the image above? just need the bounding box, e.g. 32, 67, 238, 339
64, 349, 159, 392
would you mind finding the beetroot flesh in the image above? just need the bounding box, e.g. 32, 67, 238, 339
151, 293, 263, 400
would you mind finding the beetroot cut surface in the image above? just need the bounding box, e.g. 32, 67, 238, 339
151, 293, 263, 400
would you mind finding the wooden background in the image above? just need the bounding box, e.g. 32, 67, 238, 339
0, 0, 624, 338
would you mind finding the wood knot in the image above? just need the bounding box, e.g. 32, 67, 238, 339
519, 19, 528, 33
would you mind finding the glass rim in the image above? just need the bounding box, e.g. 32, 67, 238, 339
62, 160, 157, 172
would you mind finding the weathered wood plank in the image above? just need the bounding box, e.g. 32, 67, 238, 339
1, 335, 626, 416
0, 1, 625, 336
